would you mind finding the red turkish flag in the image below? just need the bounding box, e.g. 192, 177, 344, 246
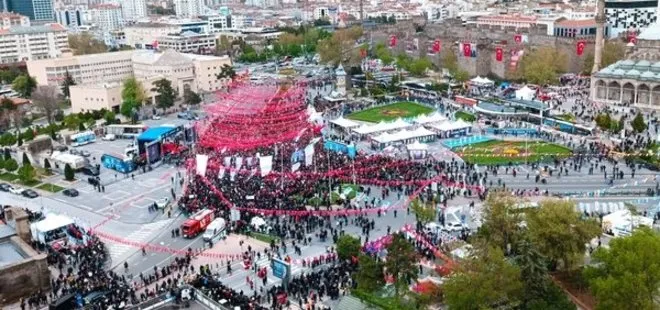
576, 40, 586, 56
360, 48, 367, 58
514, 34, 522, 44
628, 34, 637, 44
432, 40, 441, 53
389, 35, 397, 48
463, 43, 471, 57
495, 47, 503, 62
152, 40, 159, 49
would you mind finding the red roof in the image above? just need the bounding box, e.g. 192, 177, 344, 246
556, 19, 597, 27
477, 15, 538, 22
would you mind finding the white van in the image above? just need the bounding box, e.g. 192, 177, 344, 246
202, 218, 226, 241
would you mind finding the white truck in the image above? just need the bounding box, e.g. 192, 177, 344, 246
51, 151, 87, 170
202, 218, 226, 241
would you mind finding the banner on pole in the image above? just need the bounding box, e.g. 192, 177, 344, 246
195, 154, 208, 176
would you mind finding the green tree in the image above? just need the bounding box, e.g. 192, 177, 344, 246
407, 57, 433, 77
21, 128, 34, 141
12, 74, 37, 98
183, 89, 202, 105
631, 112, 647, 133
68, 33, 108, 55
0, 132, 16, 146
64, 163, 74, 181
410, 198, 436, 225
477, 193, 525, 254
585, 227, 660, 310
441, 51, 459, 73
61, 70, 76, 98
0, 68, 20, 84
582, 41, 626, 74
78, 122, 85, 131
317, 26, 364, 66
385, 233, 419, 301
453, 69, 470, 83
336, 234, 362, 260
120, 99, 139, 123
43, 158, 51, 174
17, 163, 35, 183
526, 199, 601, 270
103, 110, 116, 124
355, 254, 385, 292
121, 77, 146, 120
216, 64, 237, 80
152, 78, 177, 110
374, 43, 394, 65
517, 47, 568, 84
444, 247, 524, 309
63, 114, 81, 130
4, 158, 17, 172
595, 113, 613, 131
31, 85, 59, 125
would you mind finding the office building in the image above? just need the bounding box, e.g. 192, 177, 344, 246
27, 50, 134, 86
1, 0, 54, 22
0, 23, 69, 64
156, 32, 216, 54
54, 6, 85, 28
89, 4, 123, 31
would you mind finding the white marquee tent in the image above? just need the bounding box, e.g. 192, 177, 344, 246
371, 127, 436, 145
352, 118, 412, 135
515, 86, 536, 101
330, 117, 360, 129
413, 112, 448, 124
470, 76, 494, 87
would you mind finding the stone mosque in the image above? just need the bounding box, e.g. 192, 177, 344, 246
590, 20, 660, 108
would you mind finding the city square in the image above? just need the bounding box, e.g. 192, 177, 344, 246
2, 1, 660, 309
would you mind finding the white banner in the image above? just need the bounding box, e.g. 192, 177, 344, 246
224, 156, 231, 167
304, 144, 315, 167
259, 155, 273, 176
195, 154, 208, 176
292, 162, 301, 172
218, 168, 225, 179
246, 157, 253, 167
230, 171, 236, 182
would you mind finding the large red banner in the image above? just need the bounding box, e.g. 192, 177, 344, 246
463, 43, 471, 57
576, 40, 586, 56
389, 35, 397, 48
495, 47, 503, 62
432, 40, 441, 53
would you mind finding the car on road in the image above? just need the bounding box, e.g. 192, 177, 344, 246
0, 183, 11, 192
62, 188, 79, 197
22, 189, 38, 198
152, 114, 161, 120
81, 166, 100, 176
80, 150, 91, 157
102, 134, 116, 141
9, 186, 24, 195
442, 222, 466, 232
155, 197, 170, 209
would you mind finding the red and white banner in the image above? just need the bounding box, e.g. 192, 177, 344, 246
495, 47, 503, 62
462, 43, 471, 57
389, 35, 397, 48
628, 33, 637, 45
576, 40, 586, 56
428, 40, 441, 54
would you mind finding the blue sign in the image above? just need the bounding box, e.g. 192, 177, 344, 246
271, 258, 291, 280
101, 154, 136, 173
324, 140, 356, 158
291, 149, 304, 163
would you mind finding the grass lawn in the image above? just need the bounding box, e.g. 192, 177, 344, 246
457, 140, 572, 165
248, 231, 280, 244
36, 183, 65, 193
0, 172, 18, 182
455, 111, 476, 122
347, 102, 433, 123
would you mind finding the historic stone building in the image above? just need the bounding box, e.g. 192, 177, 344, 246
590, 22, 660, 108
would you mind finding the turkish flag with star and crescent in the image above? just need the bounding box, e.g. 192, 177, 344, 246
463, 43, 471, 57
514, 34, 522, 44
389, 35, 397, 48
576, 40, 586, 56
495, 47, 503, 62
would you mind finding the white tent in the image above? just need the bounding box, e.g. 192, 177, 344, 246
352, 118, 412, 135
428, 120, 471, 132
602, 209, 653, 237
406, 140, 429, 151
470, 76, 494, 86
372, 127, 436, 144
515, 86, 536, 101
330, 117, 360, 129
414, 112, 448, 124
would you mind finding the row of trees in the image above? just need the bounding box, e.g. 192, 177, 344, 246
236, 27, 333, 63
0, 151, 36, 184
595, 112, 647, 133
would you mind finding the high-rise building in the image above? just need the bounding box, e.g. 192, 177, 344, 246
89, 4, 123, 31
121, 0, 147, 21
2, 0, 54, 22
174, 0, 205, 18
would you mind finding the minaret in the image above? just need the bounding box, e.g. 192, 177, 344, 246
592, 0, 606, 74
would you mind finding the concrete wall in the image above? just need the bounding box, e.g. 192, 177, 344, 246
0, 237, 50, 306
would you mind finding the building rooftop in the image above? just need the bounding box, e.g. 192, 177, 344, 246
0, 240, 27, 267
595, 59, 660, 80
556, 19, 597, 28
0, 23, 66, 35
638, 22, 660, 40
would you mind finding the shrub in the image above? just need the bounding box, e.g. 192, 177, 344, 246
64, 163, 74, 181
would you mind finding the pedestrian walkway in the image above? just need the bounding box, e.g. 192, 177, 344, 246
105, 219, 174, 266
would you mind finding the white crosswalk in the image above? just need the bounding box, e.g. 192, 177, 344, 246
105, 219, 174, 264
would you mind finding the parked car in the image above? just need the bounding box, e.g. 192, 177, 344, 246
152, 114, 161, 120
81, 166, 100, 176
9, 186, 25, 195
62, 188, 79, 197
442, 222, 465, 232
155, 197, 170, 209
80, 150, 91, 157
0, 183, 11, 192
22, 189, 38, 198
102, 134, 116, 141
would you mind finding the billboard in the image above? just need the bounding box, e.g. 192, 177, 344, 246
271, 258, 291, 281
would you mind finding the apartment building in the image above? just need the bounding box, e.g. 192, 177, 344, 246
123, 19, 207, 48
88, 4, 123, 31
0, 12, 31, 29
0, 23, 69, 64
175, 0, 205, 18
156, 32, 216, 54
121, 0, 147, 21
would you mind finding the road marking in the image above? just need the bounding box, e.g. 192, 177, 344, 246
52, 198, 93, 210
97, 183, 171, 213
103, 190, 130, 201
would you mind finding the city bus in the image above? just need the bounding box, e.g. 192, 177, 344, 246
70, 131, 96, 146
106, 124, 148, 139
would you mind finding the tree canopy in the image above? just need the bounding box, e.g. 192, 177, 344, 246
355, 254, 385, 293
317, 26, 364, 66
385, 233, 419, 300
31, 85, 60, 125
121, 77, 146, 121
585, 227, 660, 310
336, 234, 361, 260
12, 74, 37, 98
444, 246, 524, 309
582, 41, 626, 74
516, 47, 568, 84
477, 192, 525, 254
152, 79, 177, 110
68, 33, 108, 55
631, 112, 647, 133
410, 198, 436, 225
